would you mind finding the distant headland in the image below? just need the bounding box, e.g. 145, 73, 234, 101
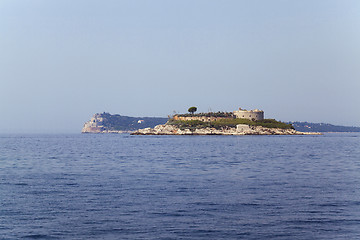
82, 112, 167, 133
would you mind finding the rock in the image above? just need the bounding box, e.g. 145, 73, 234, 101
131, 124, 322, 136
82, 113, 126, 133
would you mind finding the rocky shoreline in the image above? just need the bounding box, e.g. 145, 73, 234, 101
131, 124, 321, 136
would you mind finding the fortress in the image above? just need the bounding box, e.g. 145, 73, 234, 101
233, 108, 264, 121
173, 107, 264, 122
132, 107, 314, 135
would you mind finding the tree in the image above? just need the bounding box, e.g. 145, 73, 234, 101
188, 106, 197, 114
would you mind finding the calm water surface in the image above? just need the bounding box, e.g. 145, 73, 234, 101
1, 133, 360, 239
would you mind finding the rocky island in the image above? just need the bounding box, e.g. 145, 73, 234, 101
131, 107, 321, 136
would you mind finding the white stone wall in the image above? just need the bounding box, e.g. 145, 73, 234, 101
233, 109, 264, 121
236, 124, 251, 132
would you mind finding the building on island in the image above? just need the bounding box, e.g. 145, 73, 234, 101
172, 107, 264, 122
233, 108, 264, 121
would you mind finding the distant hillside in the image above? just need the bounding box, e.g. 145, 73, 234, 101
82, 113, 168, 133
290, 122, 360, 132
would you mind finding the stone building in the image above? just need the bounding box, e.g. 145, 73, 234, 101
233, 108, 264, 121
172, 107, 264, 122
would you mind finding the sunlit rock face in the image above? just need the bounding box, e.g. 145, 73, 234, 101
82, 114, 106, 133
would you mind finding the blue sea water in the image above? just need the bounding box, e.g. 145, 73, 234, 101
1, 133, 360, 239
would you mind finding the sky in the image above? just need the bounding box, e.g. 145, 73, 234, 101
1, 0, 360, 133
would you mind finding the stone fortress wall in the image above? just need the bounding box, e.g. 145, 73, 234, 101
173, 107, 264, 122
233, 108, 264, 121
172, 115, 233, 122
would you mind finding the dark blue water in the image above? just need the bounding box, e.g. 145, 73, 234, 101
1, 133, 360, 239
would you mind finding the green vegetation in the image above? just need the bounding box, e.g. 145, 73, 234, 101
188, 106, 197, 114
168, 118, 294, 130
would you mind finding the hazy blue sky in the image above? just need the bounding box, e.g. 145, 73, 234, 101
1, 0, 360, 133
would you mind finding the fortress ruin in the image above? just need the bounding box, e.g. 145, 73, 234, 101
233, 108, 264, 121
173, 107, 264, 122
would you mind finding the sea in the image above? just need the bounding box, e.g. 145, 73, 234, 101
1, 133, 360, 240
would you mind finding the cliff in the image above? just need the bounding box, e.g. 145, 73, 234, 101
131, 124, 321, 135
82, 113, 168, 133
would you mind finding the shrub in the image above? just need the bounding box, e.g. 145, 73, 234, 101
188, 107, 197, 114
168, 118, 294, 130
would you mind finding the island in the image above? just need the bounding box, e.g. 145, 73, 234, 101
131, 107, 321, 135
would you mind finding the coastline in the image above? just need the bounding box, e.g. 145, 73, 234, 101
131, 124, 321, 136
